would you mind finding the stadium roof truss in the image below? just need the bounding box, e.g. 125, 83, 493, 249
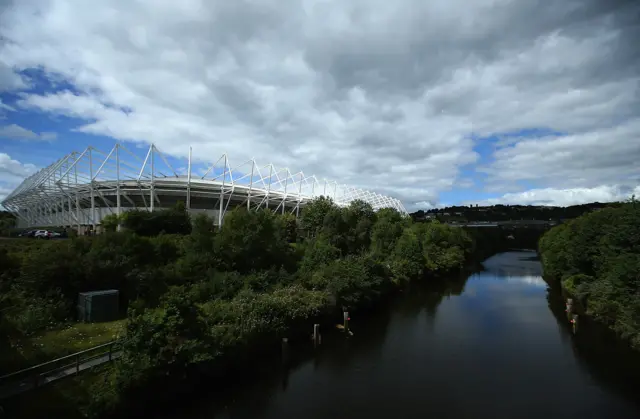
2, 143, 408, 228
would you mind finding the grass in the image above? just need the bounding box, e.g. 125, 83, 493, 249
1, 320, 126, 373
0, 321, 125, 417
31, 320, 126, 356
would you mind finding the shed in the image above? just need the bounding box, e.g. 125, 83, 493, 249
77, 290, 119, 323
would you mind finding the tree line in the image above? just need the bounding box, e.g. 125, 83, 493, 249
412, 201, 623, 223
0, 197, 480, 418
539, 199, 640, 350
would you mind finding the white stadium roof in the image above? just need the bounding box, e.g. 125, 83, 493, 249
2, 143, 407, 228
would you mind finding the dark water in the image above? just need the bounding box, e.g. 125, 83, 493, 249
168, 252, 640, 419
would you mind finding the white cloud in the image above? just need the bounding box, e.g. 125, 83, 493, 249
0, 0, 638, 208
0, 186, 13, 205
0, 153, 37, 179
0, 123, 57, 141
480, 119, 640, 191
466, 185, 640, 207
0, 153, 38, 204
0, 60, 28, 92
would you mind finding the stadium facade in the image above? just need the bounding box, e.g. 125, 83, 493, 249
1, 143, 408, 231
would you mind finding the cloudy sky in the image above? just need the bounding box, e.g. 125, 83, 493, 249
0, 0, 638, 211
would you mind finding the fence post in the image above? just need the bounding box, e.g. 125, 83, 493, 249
76, 353, 80, 375
108, 342, 112, 361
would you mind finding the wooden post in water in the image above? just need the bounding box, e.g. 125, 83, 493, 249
566, 298, 574, 321
313, 324, 321, 346
281, 337, 289, 364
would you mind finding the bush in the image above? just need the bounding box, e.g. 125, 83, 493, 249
5, 289, 71, 335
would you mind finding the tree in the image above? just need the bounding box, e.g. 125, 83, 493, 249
277, 212, 298, 243
309, 256, 382, 309
101, 214, 120, 232
122, 287, 212, 378
214, 208, 293, 273
390, 226, 423, 283
371, 208, 407, 257
0, 211, 16, 236
539, 201, 640, 349
298, 236, 341, 277
299, 196, 337, 238
120, 202, 191, 236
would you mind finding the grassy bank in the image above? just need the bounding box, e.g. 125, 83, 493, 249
0, 321, 125, 374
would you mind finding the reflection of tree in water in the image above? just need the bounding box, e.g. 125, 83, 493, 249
482, 251, 543, 277
158, 344, 319, 419
159, 274, 472, 419
546, 285, 640, 408
157, 301, 396, 418
393, 272, 470, 333
313, 273, 470, 373
315, 298, 395, 371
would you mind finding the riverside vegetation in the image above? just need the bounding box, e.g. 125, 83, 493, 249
539, 199, 640, 350
0, 197, 516, 418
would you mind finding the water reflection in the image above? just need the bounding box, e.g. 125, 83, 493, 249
481, 256, 543, 278
162, 252, 640, 419
546, 284, 640, 409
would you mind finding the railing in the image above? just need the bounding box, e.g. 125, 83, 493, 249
0, 340, 122, 399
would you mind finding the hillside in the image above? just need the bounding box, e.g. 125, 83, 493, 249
410, 202, 624, 223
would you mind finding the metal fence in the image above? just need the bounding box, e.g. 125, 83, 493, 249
0, 340, 122, 399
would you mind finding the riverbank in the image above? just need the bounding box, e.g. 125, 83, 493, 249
159, 252, 640, 419
1, 262, 479, 419
1, 199, 483, 418
538, 201, 640, 351
7, 249, 639, 419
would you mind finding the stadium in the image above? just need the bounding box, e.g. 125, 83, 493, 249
1, 143, 408, 232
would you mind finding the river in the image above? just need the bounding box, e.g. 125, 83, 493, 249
164, 251, 640, 419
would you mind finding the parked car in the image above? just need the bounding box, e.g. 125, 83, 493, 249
19, 230, 36, 237
34, 230, 53, 239
33, 230, 49, 239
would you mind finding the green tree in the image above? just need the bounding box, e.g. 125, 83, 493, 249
371, 208, 407, 258
120, 202, 191, 236
309, 255, 383, 309
539, 201, 640, 350
101, 213, 120, 232
214, 208, 293, 273
299, 196, 337, 238
277, 212, 298, 243
390, 226, 423, 283
298, 236, 341, 277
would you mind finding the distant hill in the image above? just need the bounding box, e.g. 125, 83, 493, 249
410, 202, 624, 223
